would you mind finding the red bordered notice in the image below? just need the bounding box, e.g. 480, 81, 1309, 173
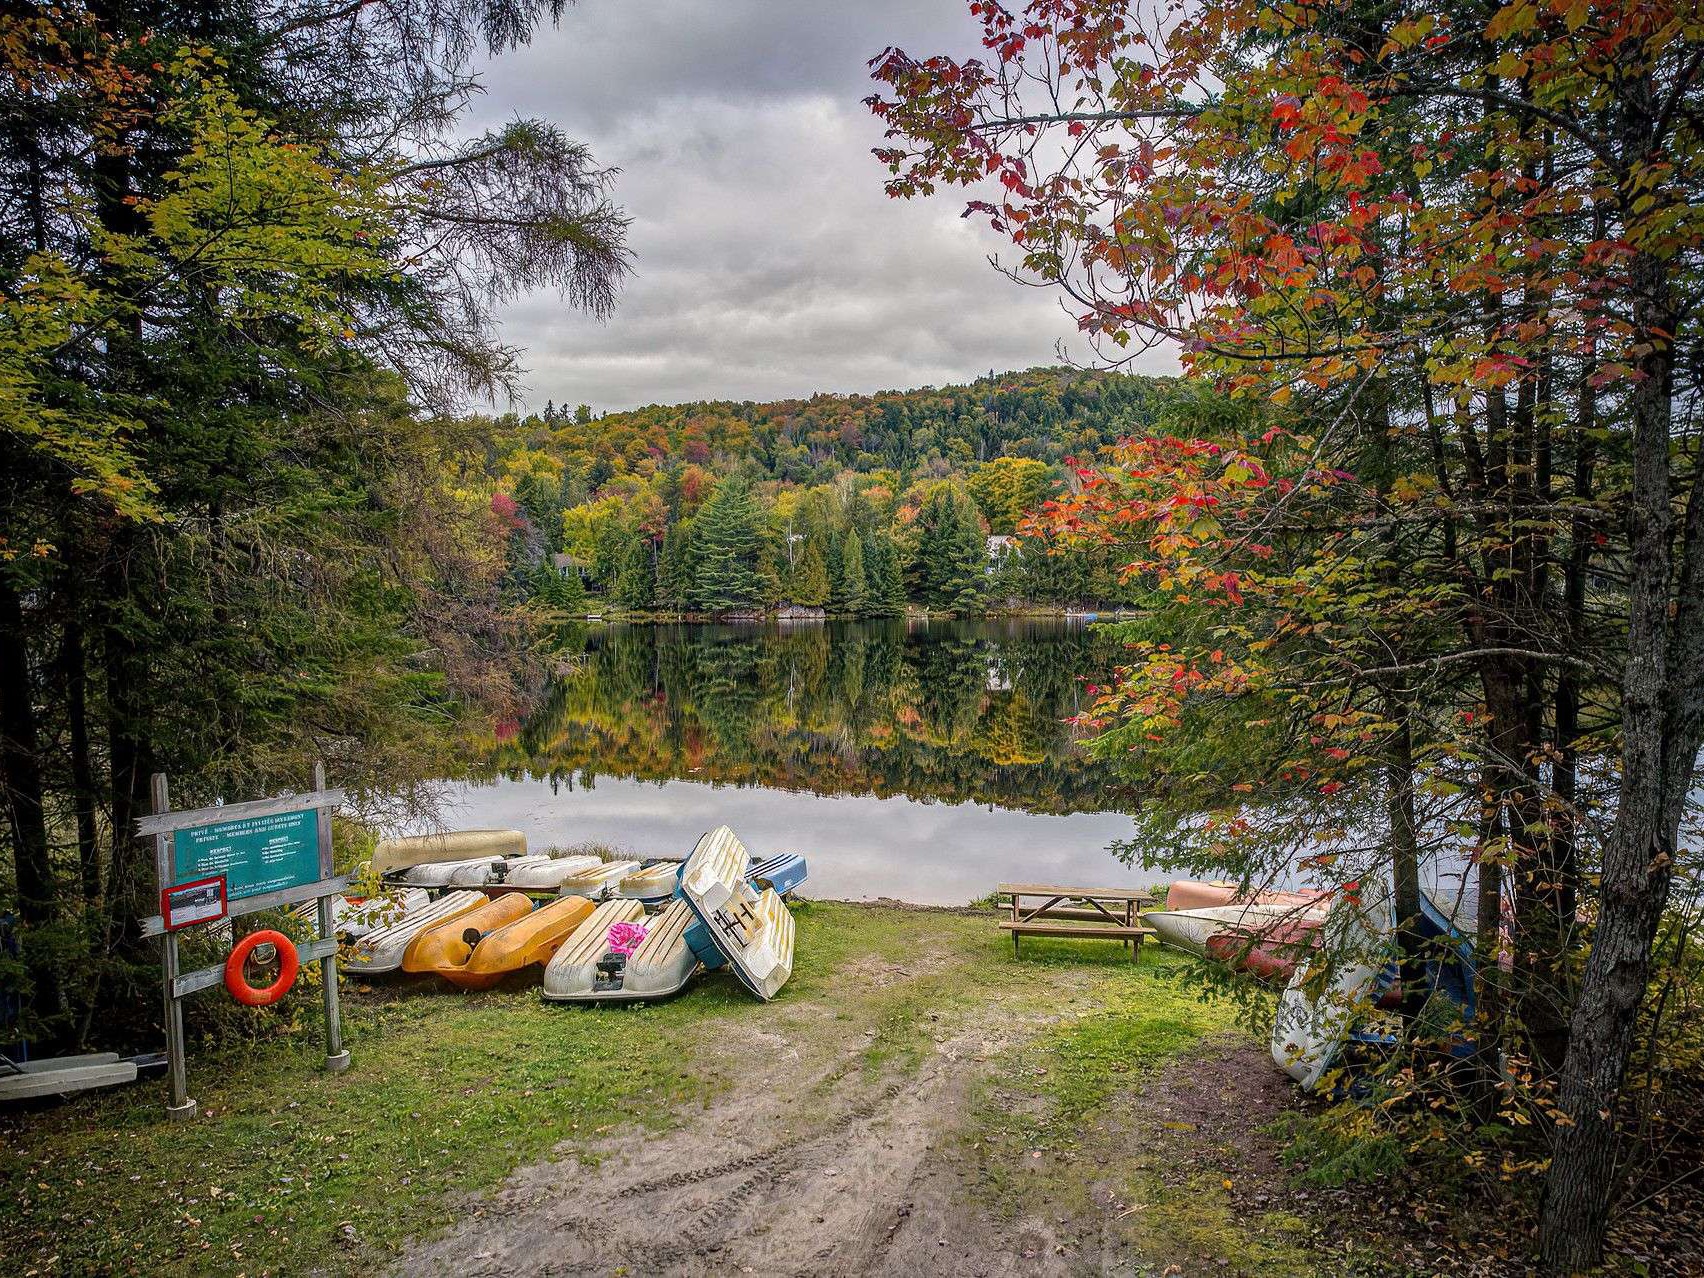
161, 875, 228, 931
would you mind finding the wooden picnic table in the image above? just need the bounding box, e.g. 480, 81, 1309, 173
996, 883, 1159, 960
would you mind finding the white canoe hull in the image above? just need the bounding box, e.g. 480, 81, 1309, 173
554, 860, 640, 896
1146, 901, 1327, 957
1271, 878, 1394, 1089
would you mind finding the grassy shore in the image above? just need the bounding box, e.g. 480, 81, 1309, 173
2, 901, 1341, 1277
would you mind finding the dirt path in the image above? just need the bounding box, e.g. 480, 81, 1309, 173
391, 966, 1103, 1276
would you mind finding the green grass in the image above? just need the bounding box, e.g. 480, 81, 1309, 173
0, 902, 1270, 1277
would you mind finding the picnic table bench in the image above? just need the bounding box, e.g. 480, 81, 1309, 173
996, 883, 1158, 961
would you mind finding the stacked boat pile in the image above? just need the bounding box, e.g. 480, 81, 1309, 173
328, 825, 806, 1004
1147, 877, 1479, 1091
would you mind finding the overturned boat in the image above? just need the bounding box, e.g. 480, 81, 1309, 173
1145, 900, 1328, 957
540, 898, 647, 994
430, 895, 596, 990
543, 897, 699, 1002
678, 826, 795, 1001
616, 862, 680, 900
398, 855, 505, 889
373, 829, 527, 876
502, 854, 604, 891
344, 889, 488, 974
555, 859, 640, 896
402, 893, 533, 975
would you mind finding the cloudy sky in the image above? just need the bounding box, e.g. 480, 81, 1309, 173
470, 0, 1177, 413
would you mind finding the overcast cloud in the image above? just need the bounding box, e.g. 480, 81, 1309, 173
471, 0, 1177, 413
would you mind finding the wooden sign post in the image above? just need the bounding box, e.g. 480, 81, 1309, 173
139, 764, 350, 1120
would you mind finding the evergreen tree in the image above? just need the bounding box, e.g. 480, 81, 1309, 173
534, 559, 586, 612
864, 530, 908, 616
659, 520, 695, 611
910, 487, 986, 612
789, 537, 830, 606
613, 535, 657, 610
836, 528, 868, 615
688, 477, 767, 613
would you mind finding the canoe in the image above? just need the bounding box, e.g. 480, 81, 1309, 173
503, 854, 604, 891
372, 829, 526, 875
1271, 877, 1394, 1089
1163, 879, 1240, 910
1203, 916, 1320, 983
345, 889, 487, 974
1163, 879, 1328, 912
749, 852, 808, 898
540, 898, 647, 992
556, 860, 640, 896
542, 897, 699, 1003
433, 895, 596, 990
678, 825, 795, 1001
1145, 901, 1328, 957
401, 894, 533, 974
617, 862, 680, 900
399, 855, 504, 888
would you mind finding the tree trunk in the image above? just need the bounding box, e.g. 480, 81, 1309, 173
62, 621, 102, 906
0, 577, 54, 925
1539, 221, 1686, 1270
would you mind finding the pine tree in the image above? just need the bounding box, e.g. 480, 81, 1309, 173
613, 535, 656, 610
688, 477, 767, 613
910, 487, 986, 612
534, 559, 586, 612
836, 528, 868, 615
789, 537, 830, 606
659, 520, 694, 611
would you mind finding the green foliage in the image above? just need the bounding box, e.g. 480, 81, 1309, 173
787, 536, 830, 606
687, 476, 768, 613
833, 528, 868, 614
612, 536, 656, 610
909, 484, 987, 611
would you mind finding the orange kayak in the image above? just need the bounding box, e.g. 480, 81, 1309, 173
437, 895, 597, 990
402, 893, 532, 975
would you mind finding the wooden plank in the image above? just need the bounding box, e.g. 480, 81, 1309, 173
1000, 921, 1156, 938
141, 874, 350, 937
137, 788, 345, 837
996, 883, 1156, 902
0, 1061, 137, 1101
172, 936, 339, 999
1006, 905, 1142, 924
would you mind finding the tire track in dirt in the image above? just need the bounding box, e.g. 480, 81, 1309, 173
388, 989, 1063, 1277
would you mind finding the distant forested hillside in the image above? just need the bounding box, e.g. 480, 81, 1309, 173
459, 366, 1173, 616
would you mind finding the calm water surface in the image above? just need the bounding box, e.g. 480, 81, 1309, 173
423, 619, 1152, 905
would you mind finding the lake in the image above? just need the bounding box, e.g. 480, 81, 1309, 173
421, 618, 1155, 905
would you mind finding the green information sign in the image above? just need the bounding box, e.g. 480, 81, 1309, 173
173, 809, 322, 900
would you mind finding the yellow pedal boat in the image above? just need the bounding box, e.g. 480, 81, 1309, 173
434, 895, 597, 991
402, 893, 532, 975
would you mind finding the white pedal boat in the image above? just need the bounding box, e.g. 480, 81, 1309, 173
542, 897, 701, 1003
555, 860, 640, 896
503, 854, 604, 891
344, 889, 487, 974
617, 861, 681, 900
1271, 877, 1394, 1089
446, 854, 564, 887
1144, 900, 1328, 957
540, 898, 646, 996
398, 855, 504, 888
679, 826, 795, 1001
372, 829, 526, 874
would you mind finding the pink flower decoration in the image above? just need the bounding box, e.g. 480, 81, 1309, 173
606, 922, 649, 956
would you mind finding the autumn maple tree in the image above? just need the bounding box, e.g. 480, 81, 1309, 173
869, 0, 1703, 1269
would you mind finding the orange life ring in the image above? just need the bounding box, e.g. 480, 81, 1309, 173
224, 930, 299, 1007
